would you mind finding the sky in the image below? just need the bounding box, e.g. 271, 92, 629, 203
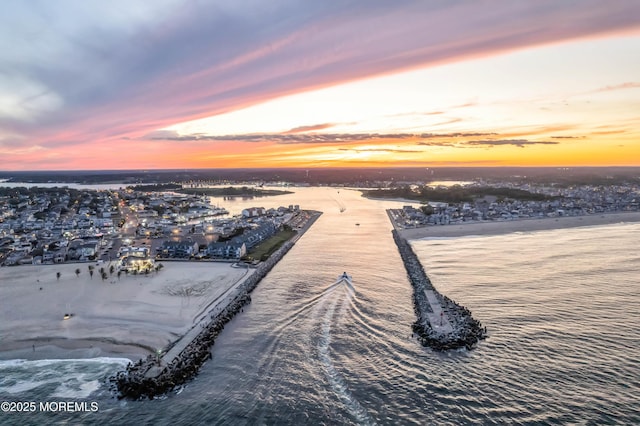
1, 0, 639, 171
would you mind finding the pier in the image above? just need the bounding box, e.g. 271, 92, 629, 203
388, 211, 487, 350
109, 211, 322, 400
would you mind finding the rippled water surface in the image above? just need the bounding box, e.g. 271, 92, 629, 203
1, 187, 639, 425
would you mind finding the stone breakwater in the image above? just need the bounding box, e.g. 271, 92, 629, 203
392, 230, 487, 351
109, 212, 322, 400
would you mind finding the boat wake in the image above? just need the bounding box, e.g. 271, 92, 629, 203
313, 276, 376, 425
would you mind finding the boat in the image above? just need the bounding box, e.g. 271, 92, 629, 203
355, 223, 360, 226
339, 272, 352, 281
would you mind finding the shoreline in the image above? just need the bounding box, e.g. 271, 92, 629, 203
113, 210, 322, 399
0, 211, 322, 368
0, 261, 250, 363
397, 211, 640, 239
0, 338, 147, 362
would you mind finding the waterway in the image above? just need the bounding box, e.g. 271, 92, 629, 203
1, 187, 639, 424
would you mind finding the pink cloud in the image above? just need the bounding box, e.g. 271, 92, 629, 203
2, 1, 640, 169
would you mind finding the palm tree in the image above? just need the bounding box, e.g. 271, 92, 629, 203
56, 272, 61, 281
109, 265, 115, 275
88, 265, 94, 280
101, 271, 108, 281
75, 268, 81, 278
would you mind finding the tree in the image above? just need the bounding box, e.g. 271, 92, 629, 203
56, 272, 61, 281
75, 268, 81, 278
88, 265, 94, 280
420, 204, 434, 216
109, 265, 115, 275
101, 272, 108, 281
117, 270, 122, 280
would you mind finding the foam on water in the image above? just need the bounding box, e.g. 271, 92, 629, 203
0, 357, 131, 399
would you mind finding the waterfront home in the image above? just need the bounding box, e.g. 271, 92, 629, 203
207, 241, 246, 259
160, 240, 199, 258
118, 246, 150, 259
242, 207, 266, 218
65, 239, 99, 261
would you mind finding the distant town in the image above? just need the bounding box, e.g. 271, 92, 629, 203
2, 167, 640, 267
0, 184, 310, 269
377, 180, 640, 228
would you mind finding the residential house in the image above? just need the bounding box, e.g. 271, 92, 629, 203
207, 241, 246, 259
160, 240, 199, 258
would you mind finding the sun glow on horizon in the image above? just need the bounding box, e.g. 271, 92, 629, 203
1, 1, 640, 170
154, 35, 640, 168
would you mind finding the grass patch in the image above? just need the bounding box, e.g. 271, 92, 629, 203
245, 228, 297, 261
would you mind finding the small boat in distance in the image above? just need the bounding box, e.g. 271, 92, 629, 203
339, 272, 352, 281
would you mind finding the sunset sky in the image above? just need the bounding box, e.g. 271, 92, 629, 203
1, 1, 639, 171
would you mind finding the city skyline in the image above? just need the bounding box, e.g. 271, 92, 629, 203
2, 1, 639, 171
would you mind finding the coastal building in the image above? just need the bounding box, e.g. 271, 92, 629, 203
120, 255, 155, 273
159, 240, 199, 258
207, 241, 246, 259
242, 207, 266, 218
118, 246, 150, 258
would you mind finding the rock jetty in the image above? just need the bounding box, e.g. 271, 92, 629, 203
108, 212, 324, 400
392, 230, 487, 351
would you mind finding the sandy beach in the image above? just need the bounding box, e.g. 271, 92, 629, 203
0, 261, 248, 361
398, 211, 640, 239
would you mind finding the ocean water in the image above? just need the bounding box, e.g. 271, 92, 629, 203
1, 187, 639, 425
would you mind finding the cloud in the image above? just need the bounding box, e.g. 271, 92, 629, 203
416, 141, 457, 147
283, 123, 338, 134
415, 136, 560, 148
386, 110, 445, 118
338, 147, 422, 153
2, 1, 640, 168
431, 117, 464, 126
145, 130, 420, 144
591, 82, 640, 93
590, 130, 627, 135
146, 131, 564, 151
419, 132, 497, 138
464, 139, 559, 148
